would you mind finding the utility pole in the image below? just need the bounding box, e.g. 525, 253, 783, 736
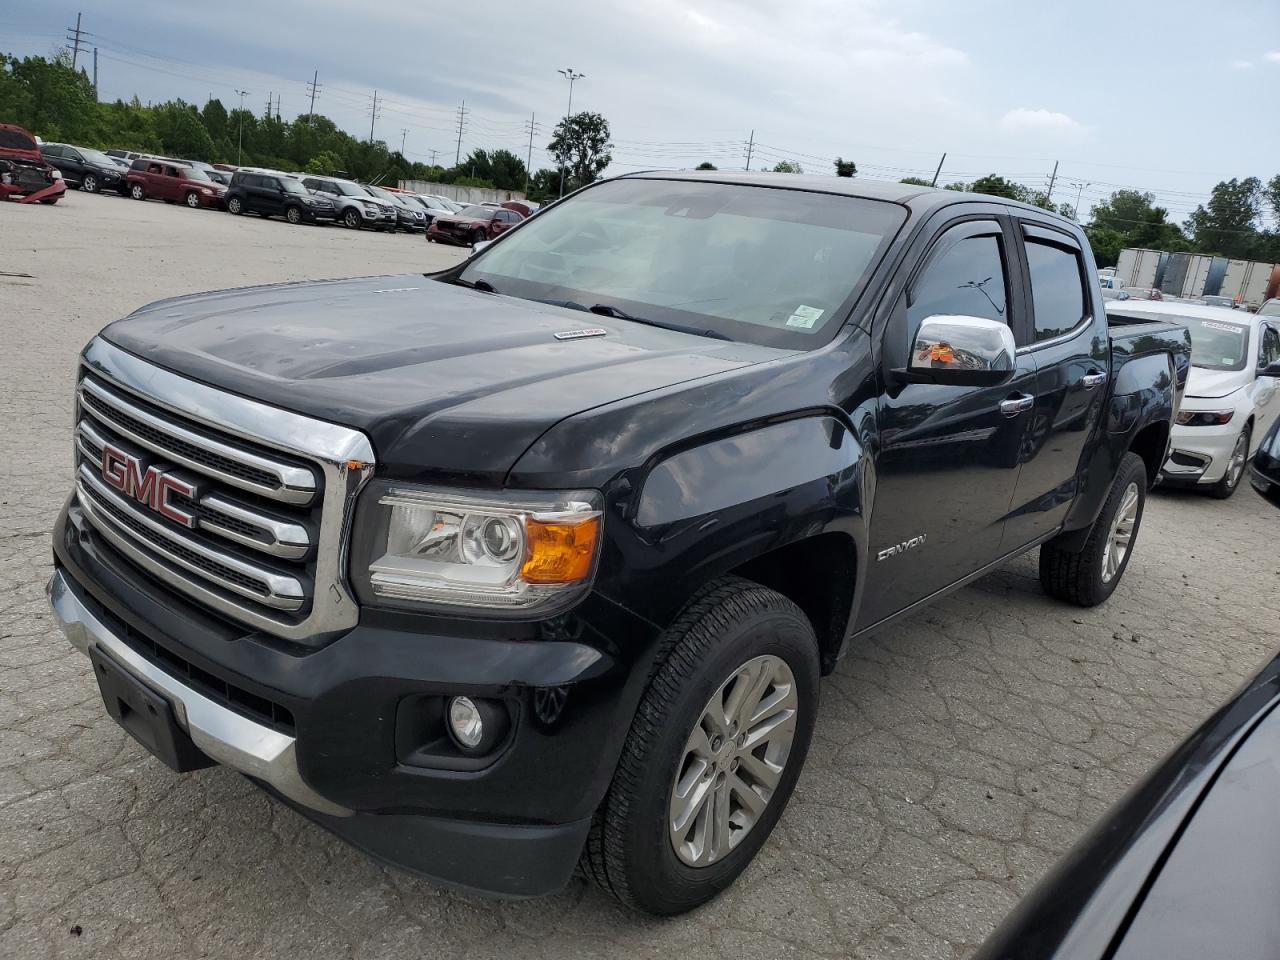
368, 90, 380, 143
399, 127, 409, 155
265, 92, 273, 118
66, 13, 85, 70
454, 100, 468, 165
744, 129, 754, 171
275, 94, 281, 120
429, 149, 439, 166
1070, 181, 1091, 221
556, 68, 584, 198
235, 89, 249, 165
306, 70, 320, 117
930, 152, 947, 187
524, 112, 536, 195
1046, 160, 1059, 201
92, 47, 98, 99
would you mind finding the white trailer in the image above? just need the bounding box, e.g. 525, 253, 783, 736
1115, 248, 1160, 289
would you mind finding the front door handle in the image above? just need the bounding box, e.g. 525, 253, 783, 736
1000, 394, 1035, 417
1082, 371, 1108, 389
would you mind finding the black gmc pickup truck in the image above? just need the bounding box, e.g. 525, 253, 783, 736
48, 172, 1191, 914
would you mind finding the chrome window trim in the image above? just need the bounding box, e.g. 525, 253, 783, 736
1016, 313, 1095, 354
78, 337, 376, 641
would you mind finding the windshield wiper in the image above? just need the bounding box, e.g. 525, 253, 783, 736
451, 277, 497, 293
587, 303, 731, 341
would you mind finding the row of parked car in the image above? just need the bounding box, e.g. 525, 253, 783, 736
26, 131, 539, 246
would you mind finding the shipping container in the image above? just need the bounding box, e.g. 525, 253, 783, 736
1118, 248, 1277, 305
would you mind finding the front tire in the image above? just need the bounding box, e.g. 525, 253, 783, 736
185, 191, 200, 208
343, 208, 362, 229
130, 183, 145, 201
285, 205, 302, 225
81, 173, 99, 193
1209, 425, 1250, 499
584, 577, 819, 914
1040, 451, 1147, 606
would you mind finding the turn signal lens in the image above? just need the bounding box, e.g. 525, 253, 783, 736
522, 516, 601, 584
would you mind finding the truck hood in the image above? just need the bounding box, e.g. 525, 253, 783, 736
101, 275, 784, 483
1186, 366, 1246, 399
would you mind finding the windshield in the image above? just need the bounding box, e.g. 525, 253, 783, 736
183, 166, 211, 182
1259, 300, 1280, 317
1175, 317, 1250, 371
459, 178, 906, 348
335, 181, 367, 197
80, 147, 115, 166
366, 185, 400, 202
459, 205, 497, 220
281, 177, 308, 194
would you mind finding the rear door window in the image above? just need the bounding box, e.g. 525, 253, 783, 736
1024, 235, 1088, 342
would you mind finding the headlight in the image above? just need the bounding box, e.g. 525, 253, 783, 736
50, 169, 63, 179
200, 188, 212, 196
353, 483, 603, 615
1176, 409, 1234, 426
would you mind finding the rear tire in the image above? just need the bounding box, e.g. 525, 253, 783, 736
227, 196, 243, 215
130, 183, 145, 201
584, 577, 820, 915
1209, 426, 1250, 499
471, 228, 486, 245
1039, 451, 1147, 606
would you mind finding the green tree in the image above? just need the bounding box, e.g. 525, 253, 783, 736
899, 176, 933, 186
696, 161, 717, 170
771, 160, 802, 174
1083, 225, 1126, 267
1184, 178, 1262, 258
547, 111, 613, 191
1265, 174, 1280, 226
154, 101, 215, 158
1088, 190, 1179, 248
834, 157, 857, 178
201, 98, 228, 142
305, 151, 344, 174
967, 174, 1023, 200
526, 167, 561, 202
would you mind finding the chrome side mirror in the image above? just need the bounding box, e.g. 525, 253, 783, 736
902, 315, 1016, 387
471, 240, 492, 254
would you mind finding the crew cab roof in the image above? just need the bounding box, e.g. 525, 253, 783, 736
618, 169, 1077, 226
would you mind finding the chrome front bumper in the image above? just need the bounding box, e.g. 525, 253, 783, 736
47, 569, 351, 816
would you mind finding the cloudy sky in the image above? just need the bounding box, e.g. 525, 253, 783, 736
9, 0, 1280, 220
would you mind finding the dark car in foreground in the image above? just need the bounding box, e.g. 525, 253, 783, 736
426, 203, 522, 245
39, 141, 126, 194
224, 170, 336, 223
1250, 417, 1280, 507
49, 172, 1189, 914
0, 123, 66, 204
974, 641, 1280, 960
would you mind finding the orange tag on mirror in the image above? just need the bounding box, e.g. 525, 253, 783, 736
929, 343, 955, 363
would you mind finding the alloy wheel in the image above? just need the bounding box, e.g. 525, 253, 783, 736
1226, 432, 1248, 490
669, 654, 798, 867
131, 184, 144, 200
1101, 481, 1139, 584
83, 174, 97, 193
186, 192, 199, 208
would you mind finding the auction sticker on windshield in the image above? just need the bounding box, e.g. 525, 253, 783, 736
786, 305, 825, 329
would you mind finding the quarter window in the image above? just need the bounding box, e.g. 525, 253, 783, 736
1260, 325, 1280, 367
1025, 239, 1088, 342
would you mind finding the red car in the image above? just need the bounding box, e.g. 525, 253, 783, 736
0, 123, 67, 204
426, 204, 523, 246
126, 158, 227, 208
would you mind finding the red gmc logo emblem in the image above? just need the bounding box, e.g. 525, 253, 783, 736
100, 443, 198, 529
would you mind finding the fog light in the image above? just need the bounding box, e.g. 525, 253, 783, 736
448, 696, 484, 749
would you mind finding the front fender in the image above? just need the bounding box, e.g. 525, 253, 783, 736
595, 414, 868, 631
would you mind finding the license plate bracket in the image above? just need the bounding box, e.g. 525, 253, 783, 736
89, 645, 214, 772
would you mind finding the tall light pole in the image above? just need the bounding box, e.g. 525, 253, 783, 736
557, 67, 584, 199
235, 89, 249, 166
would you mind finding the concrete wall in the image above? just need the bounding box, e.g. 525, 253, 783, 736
397, 181, 526, 205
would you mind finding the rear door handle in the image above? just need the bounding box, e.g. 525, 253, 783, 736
1082, 371, 1108, 389
1000, 394, 1035, 417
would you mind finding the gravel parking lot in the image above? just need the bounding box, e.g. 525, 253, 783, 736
3, 190, 1279, 960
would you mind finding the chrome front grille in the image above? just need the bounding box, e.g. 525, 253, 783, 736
73, 338, 375, 643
